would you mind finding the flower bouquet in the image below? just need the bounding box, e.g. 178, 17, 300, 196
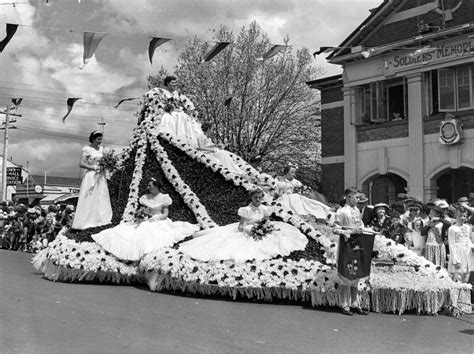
135, 205, 152, 222
98, 149, 118, 179
249, 218, 278, 241
293, 184, 313, 196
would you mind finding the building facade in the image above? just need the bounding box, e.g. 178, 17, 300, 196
309, 0, 474, 204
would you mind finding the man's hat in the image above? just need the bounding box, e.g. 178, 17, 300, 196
357, 193, 369, 203
389, 210, 401, 219
428, 204, 444, 217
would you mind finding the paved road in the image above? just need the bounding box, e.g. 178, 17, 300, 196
0, 249, 472, 353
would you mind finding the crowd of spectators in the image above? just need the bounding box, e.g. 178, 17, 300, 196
0, 202, 75, 254
350, 193, 474, 283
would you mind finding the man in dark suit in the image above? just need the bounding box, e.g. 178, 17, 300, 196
357, 193, 374, 226
383, 210, 406, 244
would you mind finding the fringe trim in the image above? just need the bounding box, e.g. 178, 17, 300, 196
369, 286, 472, 315
38, 258, 143, 285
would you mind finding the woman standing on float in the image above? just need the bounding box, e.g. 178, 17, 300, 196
72, 131, 112, 230
159, 75, 202, 147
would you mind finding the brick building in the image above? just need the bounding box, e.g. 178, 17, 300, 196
309, 0, 474, 204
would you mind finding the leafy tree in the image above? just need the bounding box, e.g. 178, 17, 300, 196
148, 22, 324, 188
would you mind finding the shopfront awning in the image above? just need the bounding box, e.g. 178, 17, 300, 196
39, 193, 79, 205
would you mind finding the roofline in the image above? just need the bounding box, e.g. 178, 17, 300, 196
327, 0, 398, 60
307, 75, 343, 90
329, 22, 474, 64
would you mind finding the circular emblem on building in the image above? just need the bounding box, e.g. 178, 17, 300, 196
34, 185, 43, 193
439, 113, 462, 145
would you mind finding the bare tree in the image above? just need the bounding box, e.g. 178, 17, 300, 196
148, 22, 324, 187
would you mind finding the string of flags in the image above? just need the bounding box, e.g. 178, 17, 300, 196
0, 22, 289, 69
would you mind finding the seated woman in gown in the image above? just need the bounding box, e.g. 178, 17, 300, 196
276, 165, 331, 220
158, 76, 203, 147
92, 178, 199, 261
178, 188, 308, 262
197, 122, 243, 175
72, 131, 112, 230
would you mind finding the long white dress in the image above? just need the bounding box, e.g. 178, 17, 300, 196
92, 193, 200, 261
158, 89, 203, 147
197, 134, 243, 175
178, 204, 308, 262
72, 146, 112, 230
276, 177, 331, 219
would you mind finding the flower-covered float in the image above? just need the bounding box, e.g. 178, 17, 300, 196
33, 88, 471, 315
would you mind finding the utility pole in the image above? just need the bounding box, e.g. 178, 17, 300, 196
1, 106, 10, 202
0, 104, 21, 202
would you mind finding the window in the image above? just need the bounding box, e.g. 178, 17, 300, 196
353, 79, 406, 124
437, 65, 474, 111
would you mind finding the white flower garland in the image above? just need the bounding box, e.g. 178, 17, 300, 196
145, 121, 217, 229
121, 125, 149, 222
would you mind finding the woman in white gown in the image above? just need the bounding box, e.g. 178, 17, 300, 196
92, 178, 200, 261
158, 76, 203, 148
179, 188, 308, 262
276, 165, 331, 220
72, 131, 112, 230
197, 122, 243, 175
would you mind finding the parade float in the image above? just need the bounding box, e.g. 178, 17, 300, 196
33, 88, 471, 315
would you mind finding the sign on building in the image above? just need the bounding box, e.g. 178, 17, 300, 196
6, 167, 22, 185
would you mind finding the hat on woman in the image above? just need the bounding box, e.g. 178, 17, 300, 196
374, 203, 390, 212
357, 193, 369, 203
428, 204, 444, 217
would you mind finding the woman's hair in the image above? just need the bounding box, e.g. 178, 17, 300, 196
147, 177, 159, 188
201, 122, 212, 132
250, 187, 264, 197
344, 187, 358, 196
282, 165, 294, 175
164, 76, 177, 87
88, 130, 103, 143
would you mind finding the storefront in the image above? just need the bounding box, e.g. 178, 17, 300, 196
14, 175, 81, 206
309, 0, 474, 203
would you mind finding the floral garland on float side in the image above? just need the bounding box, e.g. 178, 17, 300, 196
32, 234, 139, 282
140, 247, 341, 298
145, 124, 217, 230
121, 125, 149, 223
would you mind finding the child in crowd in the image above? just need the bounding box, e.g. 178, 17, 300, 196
383, 210, 406, 244
423, 205, 447, 267
404, 218, 425, 256
447, 206, 472, 283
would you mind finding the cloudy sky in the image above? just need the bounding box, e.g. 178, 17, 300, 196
0, 0, 381, 178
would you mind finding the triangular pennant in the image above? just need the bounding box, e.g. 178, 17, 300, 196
0, 23, 19, 53
11, 98, 22, 106
114, 97, 139, 109
202, 42, 230, 62
62, 98, 82, 122
256, 45, 287, 61
148, 37, 171, 64
81, 32, 106, 68
312, 46, 337, 58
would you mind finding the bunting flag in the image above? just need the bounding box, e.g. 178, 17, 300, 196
202, 42, 230, 62
0, 23, 19, 53
312, 46, 337, 58
114, 97, 139, 109
11, 98, 22, 106
256, 45, 287, 61
148, 37, 171, 64
62, 98, 82, 122
81, 32, 106, 68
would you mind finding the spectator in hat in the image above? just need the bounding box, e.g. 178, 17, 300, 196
404, 218, 426, 256
447, 205, 472, 283
369, 203, 391, 233
401, 201, 422, 231
383, 210, 407, 244
422, 205, 447, 267
8, 212, 23, 251
458, 197, 474, 220
357, 193, 374, 226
